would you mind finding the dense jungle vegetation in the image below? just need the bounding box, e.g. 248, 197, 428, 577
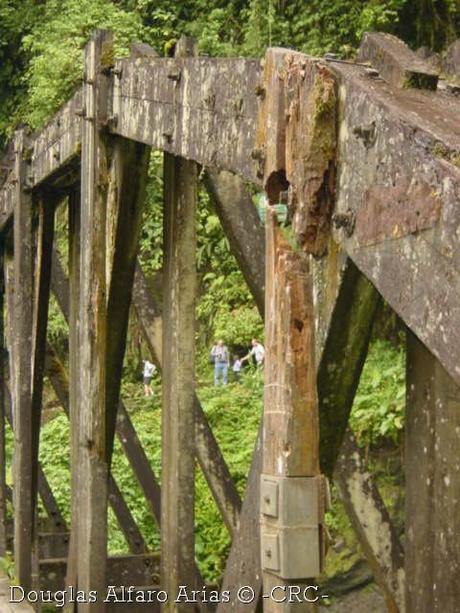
0, 0, 458, 606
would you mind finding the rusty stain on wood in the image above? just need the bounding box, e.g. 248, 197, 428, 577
355, 176, 441, 245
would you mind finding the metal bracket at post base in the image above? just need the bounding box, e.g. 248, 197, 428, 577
260, 475, 329, 580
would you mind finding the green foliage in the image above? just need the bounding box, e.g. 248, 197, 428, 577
212, 305, 263, 346
350, 340, 405, 446
16, 0, 145, 129
34, 375, 262, 580
1, 0, 459, 142
0, 0, 44, 144
138, 152, 164, 275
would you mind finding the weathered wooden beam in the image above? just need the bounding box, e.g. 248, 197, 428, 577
115, 402, 162, 525
36, 466, 67, 532
111, 56, 261, 182
357, 32, 439, 90
202, 168, 401, 606
30, 91, 82, 188
65, 188, 80, 594
161, 34, 198, 600
132, 263, 241, 536
77, 30, 113, 606
0, 92, 82, 232
0, 247, 6, 556
40, 553, 160, 593
217, 427, 263, 612
44, 343, 147, 555
261, 209, 321, 612
10, 129, 34, 590
316, 259, 380, 476
203, 169, 265, 315
330, 59, 460, 387
335, 430, 404, 611
405, 332, 460, 612
105, 137, 150, 463
2, 379, 67, 533
263, 213, 320, 476
108, 478, 146, 555
50, 252, 163, 534
30, 194, 56, 547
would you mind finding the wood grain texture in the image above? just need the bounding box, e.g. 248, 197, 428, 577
161, 149, 198, 606
44, 343, 147, 555
332, 60, 460, 387
104, 137, 150, 464
405, 332, 460, 613
112, 56, 261, 182
10, 130, 34, 591
76, 30, 112, 608
0, 250, 6, 556
357, 32, 439, 89
30, 196, 56, 551
132, 262, 242, 536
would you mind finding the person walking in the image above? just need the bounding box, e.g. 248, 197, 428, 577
211, 340, 230, 386
241, 338, 265, 368
232, 356, 242, 382
142, 359, 156, 397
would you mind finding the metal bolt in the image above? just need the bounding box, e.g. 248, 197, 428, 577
324, 52, 340, 61
446, 82, 460, 96
251, 147, 265, 161
107, 114, 118, 129
251, 147, 265, 179
332, 210, 356, 236
167, 69, 181, 82
254, 84, 266, 98
364, 67, 380, 79
353, 121, 376, 148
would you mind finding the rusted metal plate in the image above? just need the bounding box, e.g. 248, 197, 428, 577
355, 176, 442, 245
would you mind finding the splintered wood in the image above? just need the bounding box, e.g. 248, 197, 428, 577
264, 215, 319, 477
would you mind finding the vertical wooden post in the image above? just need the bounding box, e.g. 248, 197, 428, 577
0, 244, 6, 556
30, 194, 55, 568
261, 209, 322, 611
406, 332, 460, 612
11, 129, 34, 591
104, 137, 150, 462
65, 189, 81, 595
76, 30, 112, 608
161, 39, 198, 608
161, 153, 198, 607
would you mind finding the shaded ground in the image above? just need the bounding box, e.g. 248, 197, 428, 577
321, 584, 386, 611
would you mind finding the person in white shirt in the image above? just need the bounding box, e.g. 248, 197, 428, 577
241, 339, 265, 368
142, 359, 156, 397
232, 356, 242, 382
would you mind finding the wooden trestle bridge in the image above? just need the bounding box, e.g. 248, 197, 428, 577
0, 28, 458, 612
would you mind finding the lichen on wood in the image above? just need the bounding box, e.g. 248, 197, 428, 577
285, 58, 337, 256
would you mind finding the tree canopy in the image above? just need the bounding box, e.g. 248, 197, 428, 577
0, 0, 458, 145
